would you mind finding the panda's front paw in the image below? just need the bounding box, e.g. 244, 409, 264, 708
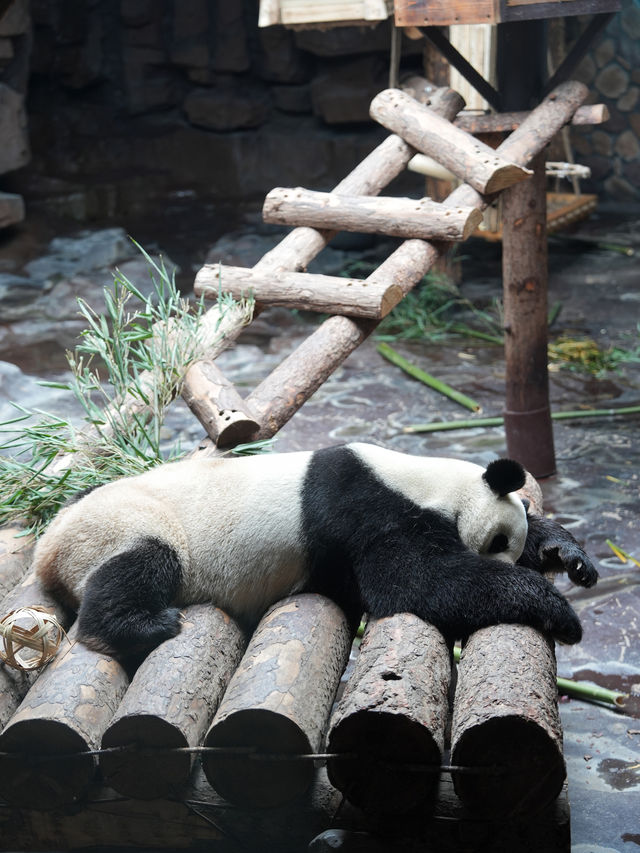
541, 542, 599, 588
543, 585, 583, 644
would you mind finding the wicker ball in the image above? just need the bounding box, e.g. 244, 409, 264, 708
0, 607, 66, 671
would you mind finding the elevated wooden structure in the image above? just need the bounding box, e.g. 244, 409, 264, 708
0, 77, 609, 851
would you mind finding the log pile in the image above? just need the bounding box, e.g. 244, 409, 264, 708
0, 77, 606, 850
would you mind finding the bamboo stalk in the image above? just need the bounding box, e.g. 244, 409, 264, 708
377, 343, 481, 413
403, 405, 640, 434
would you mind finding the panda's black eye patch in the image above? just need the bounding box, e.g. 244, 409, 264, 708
487, 533, 509, 554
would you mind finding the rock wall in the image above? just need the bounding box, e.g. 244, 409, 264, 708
570, 0, 640, 201
1, 0, 638, 221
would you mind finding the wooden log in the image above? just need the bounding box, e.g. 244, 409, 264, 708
0, 527, 32, 600
202, 594, 352, 808
262, 188, 482, 242
100, 604, 246, 800
0, 568, 73, 731
195, 264, 403, 320
454, 103, 609, 134
327, 614, 450, 815
451, 624, 565, 818
0, 624, 128, 809
370, 89, 532, 194
180, 361, 260, 447
502, 151, 555, 477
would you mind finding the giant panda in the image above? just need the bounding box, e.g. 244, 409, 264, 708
33, 443, 598, 664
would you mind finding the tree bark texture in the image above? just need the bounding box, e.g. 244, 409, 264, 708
0, 624, 129, 809
0, 527, 32, 600
370, 89, 533, 194
262, 188, 482, 242
0, 568, 73, 731
327, 614, 451, 815
202, 594, 352, 808
502, 151, 555, 477
450, 624, 565, 818
195, 263, 404, 320
100, 605, 246, 800
180, 361, 260, 447
454, 102, 608, 134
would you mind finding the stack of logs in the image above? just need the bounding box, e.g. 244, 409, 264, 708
0, 77, 607, 850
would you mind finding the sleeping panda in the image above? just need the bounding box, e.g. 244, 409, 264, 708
33, 443, 598, 664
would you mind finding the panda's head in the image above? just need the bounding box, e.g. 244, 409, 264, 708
456, 458, 528, 563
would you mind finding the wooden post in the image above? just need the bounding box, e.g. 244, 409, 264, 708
100, 605, 246, 800
0, 625, 129, 809
502, 151, 555, 477
450, 624, 565, 817
327, 615, 450, 815
262, 189, 482, 242
370, 89, 532, 194
202, 594, 351, 808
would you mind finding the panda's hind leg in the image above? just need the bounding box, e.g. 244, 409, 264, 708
77, 537, 183, 663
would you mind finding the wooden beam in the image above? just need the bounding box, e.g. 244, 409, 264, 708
195, 264, 404, 320
262, 188, 483, 242
370, 89, 532, 194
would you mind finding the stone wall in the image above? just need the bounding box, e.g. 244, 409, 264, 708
570, 0, 640, 201
1, 0, 638, 222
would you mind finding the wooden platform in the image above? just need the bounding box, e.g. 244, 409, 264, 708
394, 0, 621, 27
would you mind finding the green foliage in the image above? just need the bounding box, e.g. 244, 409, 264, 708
376, 271, 504, 345
0, 243, 255, 535
548, 326, 640, 377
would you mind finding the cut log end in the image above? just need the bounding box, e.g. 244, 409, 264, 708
0, 719, 94, 810
203, 708, 314, 808
484, 163, 534, 194
452, 716, 566, 817
327, 710, 441, 815
100, 715, 190, 801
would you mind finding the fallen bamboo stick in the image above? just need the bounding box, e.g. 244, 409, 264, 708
370, 88, 533, 194
402, 405, 640, 434
377, 343, 481, 412
195, 264, 404, 319
262, 188, 482, 242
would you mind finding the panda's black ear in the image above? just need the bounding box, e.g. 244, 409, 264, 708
483, 459, 526, 497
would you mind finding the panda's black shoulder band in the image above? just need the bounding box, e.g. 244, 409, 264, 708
483, 458, 526, 496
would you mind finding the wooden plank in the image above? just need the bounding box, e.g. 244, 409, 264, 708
280, 0, 392, 25
395, 0, 620, 25
455, 103, 609, 133
394, 0, 498, 26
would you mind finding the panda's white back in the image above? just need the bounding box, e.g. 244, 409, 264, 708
34, 451, 314, 624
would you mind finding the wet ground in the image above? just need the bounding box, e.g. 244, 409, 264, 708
0, 199, 639, 851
